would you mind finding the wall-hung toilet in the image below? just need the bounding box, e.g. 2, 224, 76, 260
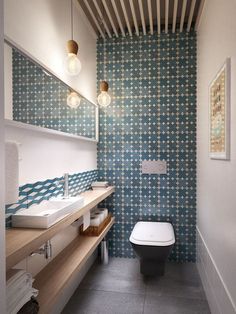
129, 221, 175, 276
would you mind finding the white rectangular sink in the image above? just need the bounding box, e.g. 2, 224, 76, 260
12, 195, 84, 229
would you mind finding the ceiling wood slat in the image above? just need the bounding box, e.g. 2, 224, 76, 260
138, 0, 146, 35
172, 0, 178, 33
78, 0, 205, 37
165, 0, 169, 34
83, 0, 105, 39
102, 0, 119, 37
156, 0, 161, 34
129, 0, 139, 36
195, 0, 206, 31
147, 0, 154, 35
111, 0, 126, 37
180, 0, 187, 32
93, 0, 112, 38
187, 0, 196, 32
120, 0, 133, 36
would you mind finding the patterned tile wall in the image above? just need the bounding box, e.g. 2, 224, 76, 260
5, 170, 98, 227
12, 49, 96, 139
97, 31, 197, 262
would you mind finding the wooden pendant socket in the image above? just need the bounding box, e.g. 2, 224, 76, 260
100, 81, 109, 92
67, 40, 78, 55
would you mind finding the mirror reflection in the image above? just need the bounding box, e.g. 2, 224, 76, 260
4, 42, 97, 140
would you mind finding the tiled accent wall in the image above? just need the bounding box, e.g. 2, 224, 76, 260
5, 170, 98, 227
97, 31, 197, 261
12, 49, 96, 139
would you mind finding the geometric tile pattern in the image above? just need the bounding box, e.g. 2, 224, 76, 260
97, 31, 197, 262
5, 169, 98, 228
12, 49, 96, 139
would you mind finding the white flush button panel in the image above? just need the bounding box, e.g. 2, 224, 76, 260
142, 160, 167, 174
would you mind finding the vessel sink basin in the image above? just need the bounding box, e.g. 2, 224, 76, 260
11, 195, 84, 229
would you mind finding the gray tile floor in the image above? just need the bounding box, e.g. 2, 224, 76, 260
62, 258, 210, 314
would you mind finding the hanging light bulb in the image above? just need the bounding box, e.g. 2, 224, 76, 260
65, 0, 81, 76
67, 91, 81, 109
65, 40, 81, 76
97, 81, 111, 107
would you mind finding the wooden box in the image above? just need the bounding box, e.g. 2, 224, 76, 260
79, 213, 112, 237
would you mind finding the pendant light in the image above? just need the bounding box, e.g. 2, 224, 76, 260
97, 80, 111, 107
65, 0, 81, 76
67, 91, 81, 109
97, 15, 111, 107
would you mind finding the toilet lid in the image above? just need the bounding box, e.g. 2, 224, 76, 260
129, 222, 175, 246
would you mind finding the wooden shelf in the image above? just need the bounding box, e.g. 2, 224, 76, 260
6, 186, 115, 271
34, 217, 115, 314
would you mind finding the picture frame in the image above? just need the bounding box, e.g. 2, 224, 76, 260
209, 58, 231, 160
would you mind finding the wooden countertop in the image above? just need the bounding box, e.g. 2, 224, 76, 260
6, 186, 115, 271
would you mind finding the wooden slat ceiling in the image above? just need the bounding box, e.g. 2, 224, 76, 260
78, 0, 205, 38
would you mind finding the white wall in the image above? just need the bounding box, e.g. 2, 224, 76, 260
4, 0, 97, 103
4, 0, 97, 184
4, 0, 98, 310
6, 124, 97, 185
197, 0, 236, 312
0, 0, 6, 311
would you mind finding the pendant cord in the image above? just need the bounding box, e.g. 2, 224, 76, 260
71, 0, 73, 40
103, 38, 106, 81
102, 5, 106, 82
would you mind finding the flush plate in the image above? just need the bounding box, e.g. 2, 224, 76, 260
142, 160, 167, 174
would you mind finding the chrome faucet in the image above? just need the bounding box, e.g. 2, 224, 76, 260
57, 173, 69, 198
30, 240, 52, 259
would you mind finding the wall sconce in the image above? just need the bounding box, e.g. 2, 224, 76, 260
65, 0, 81, 76
97, 81, 111, 107
67, 91, 81, 109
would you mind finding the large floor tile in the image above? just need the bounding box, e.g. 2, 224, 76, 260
146, 275, 206, 300
144, 295, 211, 314
79, 258, 146, 295
62, 289, 145, 314
94, 257, 143, 279
62, 258, 210, 314
164, 262, 202, 285
145, 261, 206, 300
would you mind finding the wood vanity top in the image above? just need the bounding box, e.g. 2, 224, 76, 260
6, 186, 115, 270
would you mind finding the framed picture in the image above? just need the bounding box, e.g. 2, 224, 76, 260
209, 58, 231, 160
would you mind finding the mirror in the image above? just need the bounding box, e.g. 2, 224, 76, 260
4, 40, 98, 141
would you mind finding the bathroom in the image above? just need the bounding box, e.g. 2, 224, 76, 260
0, 0, 236, 313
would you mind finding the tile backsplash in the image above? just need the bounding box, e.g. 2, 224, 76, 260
6, 170, 98, 227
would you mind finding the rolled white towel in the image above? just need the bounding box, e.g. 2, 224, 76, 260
90, 216, 100, 227
94, 210, 105, 222
6, 269, 26, 289
7, 274, 33, 305
97, 208, 108, 219
6, 269, 38, 314
8, 288, 37, 314
91, 181, 109, 187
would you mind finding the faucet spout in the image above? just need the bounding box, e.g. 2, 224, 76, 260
56, 173, 70, 198
63, 173, 69, 198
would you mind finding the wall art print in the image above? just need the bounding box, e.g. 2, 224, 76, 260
209, 58, 230, 160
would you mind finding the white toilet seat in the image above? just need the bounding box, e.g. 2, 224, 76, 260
129, 221, 175, 246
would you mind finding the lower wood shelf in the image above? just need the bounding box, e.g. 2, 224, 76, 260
6, 186, 115, 271
34, 217, 115, 314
